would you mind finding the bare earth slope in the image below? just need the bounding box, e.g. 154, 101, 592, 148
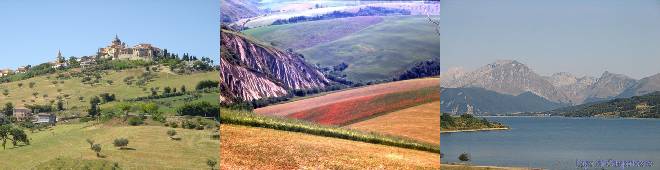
220, 29, 330, 104
255, 78, 439, 116
347, 101, 440, 145
220, 124, 440, 169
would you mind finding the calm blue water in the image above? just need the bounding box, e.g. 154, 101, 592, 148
440, 117, 660, 170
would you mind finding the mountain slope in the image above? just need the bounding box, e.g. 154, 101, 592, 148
442, 60, 569, 103
618, 73, 660, 98
440, 87, 566, 115
219, 29, 330, 104
583, 71, 638, 102
545, 72, 595, 104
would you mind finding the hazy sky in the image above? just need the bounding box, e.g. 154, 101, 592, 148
441, 0, 660, 79
0, 0, 219, 69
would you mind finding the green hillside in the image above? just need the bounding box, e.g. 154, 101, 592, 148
0, 67, 218, 117
243, 16, 440, 82
547, 91, 660, 118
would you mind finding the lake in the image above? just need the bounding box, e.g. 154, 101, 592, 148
440, 117, 660, 169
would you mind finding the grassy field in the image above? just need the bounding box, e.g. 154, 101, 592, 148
0, 123, 219, 169
0, 67, 218, 116
221, 108, 439, 153
255, 78, 439, 116
243, 16, 384, 50
347, 101, 440, 145
299, 16, 439, 81
221, 124, 440, 169
242, 15, 439, 81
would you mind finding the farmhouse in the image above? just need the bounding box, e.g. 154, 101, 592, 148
16, 66, 28, 73
33, 113, 57, 125
79, 56, 97, 68
0, 69, 13, 77
13, 108, 33, 121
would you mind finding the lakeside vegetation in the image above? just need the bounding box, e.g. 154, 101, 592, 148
220, 108, 439, 153
547, 91, 660, 118
441, 113, 507, 132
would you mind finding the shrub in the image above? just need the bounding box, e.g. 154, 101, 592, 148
86, 139, 95, 149
459, 152, 470, 162
127, 117, 144, 126
195, 125, 204, 130
170, 122, 179, 128
182, 120, 196, 129
167, 129, 177, 136
113, 138, 129, 149
92, 144, 102, 157
176, 101, 219, 117
195, 80, 218, 90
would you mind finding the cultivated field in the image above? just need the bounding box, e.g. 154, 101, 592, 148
244, 15, 439, 81
255, 78, 439, 117
0, 68, 218, 116
220, 124, 440, 169
243, 16, 384, 50
288, 85, 439, 125
347, 101, 440, 145
0, 123, 219, 169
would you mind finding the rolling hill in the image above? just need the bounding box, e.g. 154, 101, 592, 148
244, 16, 440, 82
347, 101, 440, 145
547, 91, 660, 118
0, 67, 218, 117
254, 78, 439, 118
0, 123, 218, 169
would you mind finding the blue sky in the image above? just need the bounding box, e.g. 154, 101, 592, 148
0, 0, 219, 69
441, 0, 660, 79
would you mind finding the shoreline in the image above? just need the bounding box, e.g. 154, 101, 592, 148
440, 127, 510, 133
441, 164, 539, 170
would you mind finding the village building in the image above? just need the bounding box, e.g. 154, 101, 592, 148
51, 50, 68, 69
33, 113, 57, 125
0, 69, 13, 77
79, 56, 97, 69
13, 108, 33, 121
98, 35, 162, 60
16, 66, 28, 73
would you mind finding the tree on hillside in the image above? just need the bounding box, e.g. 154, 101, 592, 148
68, 56, 80, 67
29, 82, 36, 88
195, 80, 219, 90
92, 144, 102, 157
0, 125, 10, 149
163, 86, 172, 94
118, 103, 132, 121
56, 99, 65, 111
181, 85, 187, 93
86, 138, 95, 149
206, 158, 217, 170
113, 138, 129, 149
17, 83, 23, 88
3, 103, 13, 117
88, 96, 101, 117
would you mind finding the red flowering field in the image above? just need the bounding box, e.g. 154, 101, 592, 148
287, 86, 440, 125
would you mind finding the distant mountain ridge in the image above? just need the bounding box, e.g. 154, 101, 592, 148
440, 87, 566, 115
441, 60, 660, 114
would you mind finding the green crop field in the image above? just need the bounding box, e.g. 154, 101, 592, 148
0, 123, 219, 169
243, 16, 439, 81
0, 67, 218, 117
